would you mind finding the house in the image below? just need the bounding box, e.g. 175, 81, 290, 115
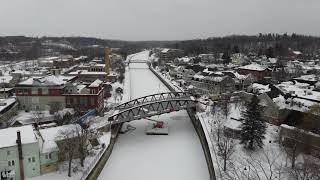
237, 63, 270, 81
223, 71, 256, 90
0, 125, 40, 180
15, 75, 77, 111
37, 124, 81, 174
159, 48, 184, 64
189, 73, 235, 95
0, 97, 18, 127
293, 74, 319, 86
199, 54, 215, 64
280, 124, 320, 157
243, 83, 289, 125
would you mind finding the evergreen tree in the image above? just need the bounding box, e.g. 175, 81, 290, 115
240, 95, 266, 150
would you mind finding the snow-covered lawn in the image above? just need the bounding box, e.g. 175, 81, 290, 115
198, 103, 319, 180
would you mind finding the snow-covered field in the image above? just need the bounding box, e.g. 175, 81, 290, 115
98, 62, 210, 180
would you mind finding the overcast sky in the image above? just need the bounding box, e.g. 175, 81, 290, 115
0, 0, 319, 41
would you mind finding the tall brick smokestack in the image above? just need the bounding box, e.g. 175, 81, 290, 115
105, 48, 111, 75
16, 131, 25, 180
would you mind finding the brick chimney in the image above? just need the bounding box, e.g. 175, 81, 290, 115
105, 48, 111, 75
16, 131, 25, 180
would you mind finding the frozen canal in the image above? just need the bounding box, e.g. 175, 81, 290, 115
98, 63, 210, 180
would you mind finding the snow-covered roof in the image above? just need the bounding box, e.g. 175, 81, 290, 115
276, 81, 320, 101
193, 74, 205, 80
0, 125, 37, 148
89, 79, 103, 88
238, 63, 267, 71
161, 48, 170, 53
69, 70, 107, 75
18, 75, 75, 87
176, 57, 191, 63
0, 98, 16, 113
250, 83, 271, 94
292, 51, 302, 55
224, 119, 242, 130
294, 74, 319, 82
0, 75, 13, 84
39, 124, 81, 153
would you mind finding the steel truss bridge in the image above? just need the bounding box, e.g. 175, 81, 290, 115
108, 92, 197, 125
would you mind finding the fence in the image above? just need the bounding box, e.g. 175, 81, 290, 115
79, 145, 106, 180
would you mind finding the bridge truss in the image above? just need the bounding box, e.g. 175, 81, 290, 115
109, 98, 196, 125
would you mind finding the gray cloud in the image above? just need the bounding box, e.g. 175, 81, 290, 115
0, 0, 319, 41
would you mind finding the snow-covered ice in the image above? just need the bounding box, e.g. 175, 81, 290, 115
98, 62, 209, 180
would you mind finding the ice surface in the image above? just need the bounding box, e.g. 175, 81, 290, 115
98, 62, 209, 180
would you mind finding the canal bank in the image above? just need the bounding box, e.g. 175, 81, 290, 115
149, 65, 217, 180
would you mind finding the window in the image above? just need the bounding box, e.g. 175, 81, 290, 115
80, 97, 87, 106
32, 157, 35, 162
42, 88, 48, 95
49, 153, 52, 159
32, 88, 37, 95
45, 154, 48, 159
7, 160, 14, 166
7, 151, 10, 156
28, 158, 31, 163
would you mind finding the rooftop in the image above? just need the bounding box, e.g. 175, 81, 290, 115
17, 75, 76, 87
238, 63, 267, 71
0, 125, 37, 148
89, 79, 103, 88
39, 124, 80, 153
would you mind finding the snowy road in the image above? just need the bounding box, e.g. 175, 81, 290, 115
98, 63, 210, 180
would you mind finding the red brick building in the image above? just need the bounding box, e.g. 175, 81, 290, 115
15, 75, 105, 113
64, 79, 104, 112
15, 75, 77, 110
237, 64, 270, 81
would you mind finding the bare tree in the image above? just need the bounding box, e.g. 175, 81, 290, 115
225, 149, 287, 180
57, 126, 79, 177
210, 103, 223, 143
289, 157, 320, 180
281, 127, 306, 169
218, 135, 235, 171
49, 101, 62, 115
246, 150, 287, 180
76, 126, 93, 167
32, 105, 44, 127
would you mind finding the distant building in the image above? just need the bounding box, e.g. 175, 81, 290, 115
68, 48, 116, 82
159, 48, 184, 64
237, 63, 270, 81
189, 73, 235, 95
199, 54, 215, 64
